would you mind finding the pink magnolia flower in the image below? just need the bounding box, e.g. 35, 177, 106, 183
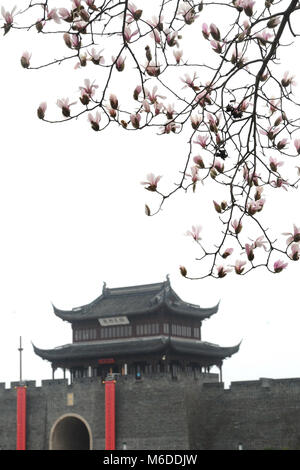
88, 111, 101, 131
217, 265, 232, 278
47, 8, 61, 24
1, 6, 17, 26
74, 53, 88, 70
207, 113, 220, 134
186, 225, 202, 241
190, 115, 201, 130
259, 126, 280, 140
178, 4, 198, 24
86, 0, 97, 8
63, 33, 80, 49
193, 134, 209, 148
59, 8, 73, 22
273, 260, 288, 273
130, 113, 141, 129
145, 62, 161, 77
124, 25, 139, 42
221, 248, 233, 259
253, 236, 268, 250
181, 73, 199, 91
150, 27, 161, 44
57, 98, 77, 117
281, 71, 296, 88
210, 40, 223, 54
256, 30, 273, 45
234, 260, 247, 275
254, 186, 263, 201
213, 201, 222, 213
166, 30, 179, 47
283, 225, 300, 245
189, 166, 201, 184
126, 3, 143, 22
154, 102, 164, 115
202, 23, 210, 40
243, 0, 255, 17
133, 85, 142, 100
277, 139, 288, 150
291, 244, 300, 261
193, 156, 205, 169
145, 86, 166, 104
210, 24, 220, 41
294, 139, 300, 154
148, 15, 164, 30
21, 51, 31, 69
88, 48, 105, 65
37, 102, 47, 120
109, 94, 118, 110
269, 157, 284, 172
165, 103, 175, 119
271, 177, 289, 190
214, 160, 224, 173
142, 100, 151, 113
195, 89, 212, 107
112, 56, 126, 71
248, 199, 265, 215
173, 50, 183, 64
267, 16, 281, 29
79, 79, 98, 98
245, 243, 254, 261
141, 173, 162, 191
160, 122, 180, 134
231, 219, 242, 234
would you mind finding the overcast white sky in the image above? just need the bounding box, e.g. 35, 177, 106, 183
1, 1, 300, 388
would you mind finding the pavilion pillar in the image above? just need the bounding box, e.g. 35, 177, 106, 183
219, 364, 223, 383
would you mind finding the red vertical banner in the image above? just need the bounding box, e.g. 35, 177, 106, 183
104, 380, 116, 450
16, 386, 26, 450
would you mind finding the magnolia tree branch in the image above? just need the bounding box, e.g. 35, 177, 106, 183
2, 0, 300, 279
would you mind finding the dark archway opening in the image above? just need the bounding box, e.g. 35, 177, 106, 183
51, 416, 91, 450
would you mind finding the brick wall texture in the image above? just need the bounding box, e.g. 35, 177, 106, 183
1, 375, 300, 450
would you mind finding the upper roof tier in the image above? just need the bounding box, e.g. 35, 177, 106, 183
52, 277, 220, 323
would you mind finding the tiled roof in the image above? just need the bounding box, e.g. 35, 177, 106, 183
52, 277, 219, 322
32, 336, 240, 363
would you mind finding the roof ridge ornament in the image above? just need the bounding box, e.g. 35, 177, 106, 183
102, 282, 107, 295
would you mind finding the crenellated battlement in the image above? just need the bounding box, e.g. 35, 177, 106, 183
2, 375, 300, 450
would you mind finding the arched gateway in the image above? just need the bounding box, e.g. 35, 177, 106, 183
49, 413, 92, 450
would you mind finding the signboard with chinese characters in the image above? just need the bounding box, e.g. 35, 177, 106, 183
98, 316, 129, 326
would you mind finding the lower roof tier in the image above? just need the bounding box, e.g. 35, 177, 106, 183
33, 336, 240, 364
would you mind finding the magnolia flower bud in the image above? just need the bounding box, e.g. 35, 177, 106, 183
37, 102, 47, 120
80, 93, 90, 105
109, 94, 119, 110
210, 168, 217, 179
179, 266, 187, 277
145, 46, 152, 63
63, 33, 72, 48
213, 201, 222, 213
133, 86, 142, 101
80, 9, 90, 22
145, 205, 151, 216
21, 52, 31, 69
267, 17, 280, 29
36, 20, 44, 32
